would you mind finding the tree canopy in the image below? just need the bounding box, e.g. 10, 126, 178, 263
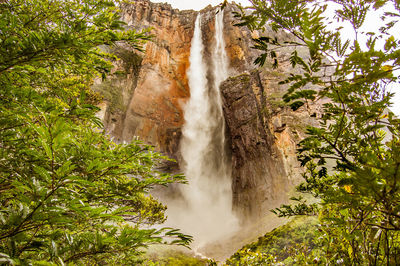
0, 0, 190, 264
234, 0, 400, 264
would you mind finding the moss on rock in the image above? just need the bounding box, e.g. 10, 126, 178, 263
93, 45, 143, 113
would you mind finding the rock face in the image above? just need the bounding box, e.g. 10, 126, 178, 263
96, 0, 197, 160
97, 0, 317, 221
220, 67, 321, 219
221, 74, 288, 218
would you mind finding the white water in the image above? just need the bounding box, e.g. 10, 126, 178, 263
164, 11, 239, 250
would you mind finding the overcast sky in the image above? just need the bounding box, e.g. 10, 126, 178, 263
149, 0, 400, 116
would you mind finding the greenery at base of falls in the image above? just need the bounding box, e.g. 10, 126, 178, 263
0, 0, 191, 264
143, 249, 209, 266
232, 0, 400, 264
226, 216, 319, 265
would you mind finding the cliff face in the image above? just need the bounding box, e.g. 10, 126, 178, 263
97, 0, 316, 221
221, 74, 288, 218
96, 0, 197, 159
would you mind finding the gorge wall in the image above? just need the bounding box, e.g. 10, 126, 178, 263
95, 0, 317, 222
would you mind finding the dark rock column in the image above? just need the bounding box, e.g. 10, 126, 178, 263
221, 73, 290, 220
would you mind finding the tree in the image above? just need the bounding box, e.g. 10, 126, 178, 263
0, 0, 190, 264
234, 0, 400, 264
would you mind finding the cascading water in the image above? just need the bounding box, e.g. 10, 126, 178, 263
213, 10, 230, 98
163, 10, 239, 250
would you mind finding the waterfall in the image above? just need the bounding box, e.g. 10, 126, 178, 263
164, 11, 239, 249
213, 10, 230, 96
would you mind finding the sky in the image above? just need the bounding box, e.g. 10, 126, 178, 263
149, 0, 400, 116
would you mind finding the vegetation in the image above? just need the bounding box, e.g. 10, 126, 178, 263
226, 216, 319, 265
234, 0, 400, 264
143, 248, 209, 266
0, 0, 190, 264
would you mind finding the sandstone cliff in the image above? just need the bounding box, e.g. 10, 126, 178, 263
96, 0, 318, 222
96, 0, 196, 160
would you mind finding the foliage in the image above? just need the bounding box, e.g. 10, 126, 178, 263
235, 0, 400, 264
143, 248, 209, 266
226, 216, 319, 265
0, 0, 190, 264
